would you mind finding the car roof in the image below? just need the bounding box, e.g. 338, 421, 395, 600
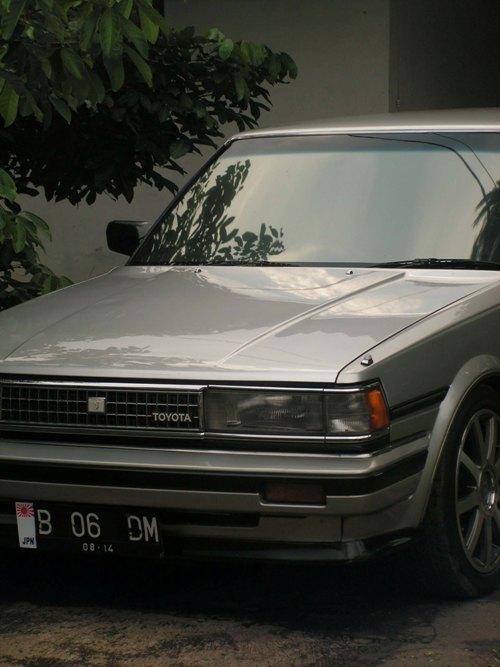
233, 108, 500, 140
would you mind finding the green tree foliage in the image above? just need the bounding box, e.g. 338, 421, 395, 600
0, 166, 71, 309
0, 0, 297, 309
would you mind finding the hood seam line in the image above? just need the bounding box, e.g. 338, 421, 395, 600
216, 271, 405, 367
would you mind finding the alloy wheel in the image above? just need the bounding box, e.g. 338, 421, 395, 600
455, 409, 500, 573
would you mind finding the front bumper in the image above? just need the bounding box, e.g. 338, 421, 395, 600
0, 432, 428, 560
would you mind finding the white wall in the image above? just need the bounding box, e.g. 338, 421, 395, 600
20, 0, 390, 282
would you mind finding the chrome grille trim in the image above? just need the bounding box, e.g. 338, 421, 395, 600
0, 380, 202, 433
0, 379, 204, 391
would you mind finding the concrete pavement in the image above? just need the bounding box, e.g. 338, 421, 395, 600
0, 553, 498, 666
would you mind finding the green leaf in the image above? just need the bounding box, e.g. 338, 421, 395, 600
0, 207, 11, 233
49, 95, 71, 123
39, 56, 52, 78
0, 168, 16, 201
179, 93, 193, 110
49, 274, 72, 291
42, 273, 54, 293
18, 212, 51, 241
158, 107, 170, 123
282, 53, 298, 79
104, 56, 124, 92
124, 45, 152, 87
206, 27, 225, 43
60, 276, 73, 288
19, 218, 41, 244
254, 43, 267, 66
169, 138, 190, 159
233, 73, 246, 101
267, 54, 281, 80
61, 48, 85, 80
240, 41, 266, 66
11, 220, 26, 253
121, 17, 149, 59
98, 8, 113, 56
0, 0, 26, 40
98, 8, 121, 58
80, 9, 99, 51
240, 41, 252, 65
218, 38, 234, 60
0, 81, 19, 126
138, 8, 158, 44
83, 69, 106, 105
119, 0, 133, 18
137, 0, 169, 38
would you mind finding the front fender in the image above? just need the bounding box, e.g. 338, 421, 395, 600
409, 354, 500, 526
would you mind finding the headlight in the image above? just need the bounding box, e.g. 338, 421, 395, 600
206, 389, 324, 435
205, 386, 389, 437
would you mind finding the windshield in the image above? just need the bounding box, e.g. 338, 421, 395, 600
131, 133, 500, 267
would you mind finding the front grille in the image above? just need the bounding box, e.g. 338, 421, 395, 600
0, 382, 201, 432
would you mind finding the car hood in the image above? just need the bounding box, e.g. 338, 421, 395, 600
0, 265, 496, 382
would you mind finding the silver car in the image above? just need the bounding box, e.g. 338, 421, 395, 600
1, 109, 499, 598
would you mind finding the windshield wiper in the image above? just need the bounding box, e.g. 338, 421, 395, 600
171, 260, 297, 267
372, 258, 500, 271
213, 260, 297, 266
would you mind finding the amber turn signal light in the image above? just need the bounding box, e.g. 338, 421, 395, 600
366, 388, 390, 431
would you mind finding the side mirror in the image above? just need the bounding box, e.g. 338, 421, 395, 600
106, 220, 149, 256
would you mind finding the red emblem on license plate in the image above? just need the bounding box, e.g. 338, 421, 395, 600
16, 503, 34, 518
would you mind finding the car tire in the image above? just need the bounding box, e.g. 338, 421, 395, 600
413, 385, 500, 599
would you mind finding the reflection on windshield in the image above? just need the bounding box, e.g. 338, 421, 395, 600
139, 160, 285, 265
474, 182, 500, 263
132, 134, 500, 268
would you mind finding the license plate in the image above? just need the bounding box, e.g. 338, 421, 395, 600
14, 501, 164, 558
